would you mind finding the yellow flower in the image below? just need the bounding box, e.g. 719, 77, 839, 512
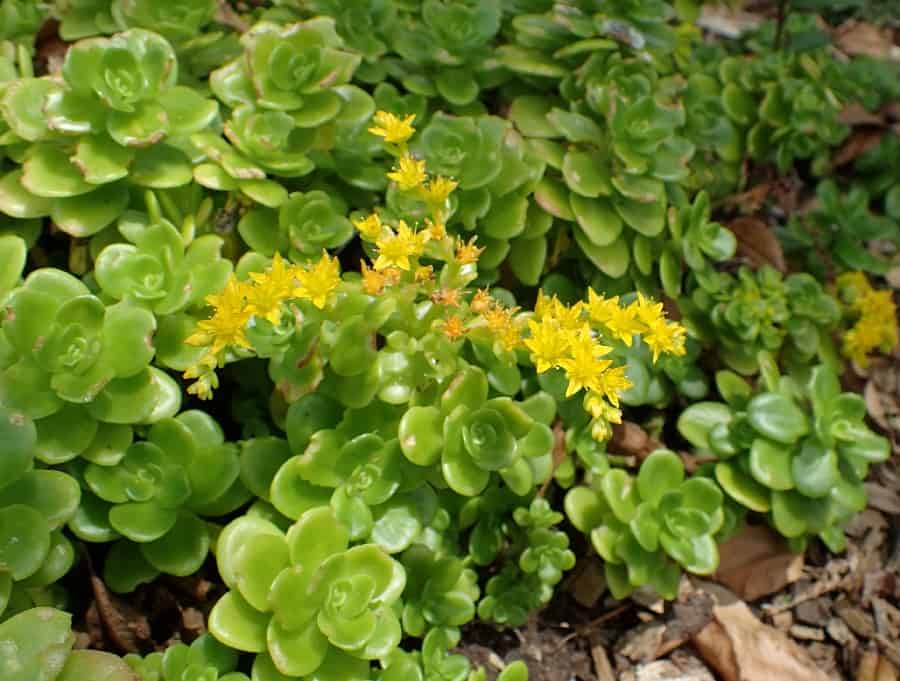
644, 319, 687, 362
374, 220, 428, 271
421, 176, 458, 205
293, 252, 341, 309
455, 236, 483, 265
595, 364, 632, 407
368, 110, 416, 144
633, 292, 666, 329
186, 276, 252, 355
415, 265, 434, 283
560, 337, 613, 398
387, 155, 426, 190
584, 392, 623, 424
483, 305, 522, 351
244, 253, 296, 325
524, 317, 571, 373
432, 287, 462, 307
424, 218, 447, 241
470, 289, 493, 314
842, 286, 898, 367
587, 290, 642, 345
361, 261, 386, 295
438, 315, 467, 341
353, 213, 383, 241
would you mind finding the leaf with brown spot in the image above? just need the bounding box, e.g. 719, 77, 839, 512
727, 217, 786, 273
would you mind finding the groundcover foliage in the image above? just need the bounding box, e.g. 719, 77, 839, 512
0, 0, 897, 678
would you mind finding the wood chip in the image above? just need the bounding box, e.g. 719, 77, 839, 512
865, 482, 900, 515
791, 625, 826, 641
836, 599, 878, 640
697, 5, 762, 38
631, 659, 716, 681
618, 623, 667, 663
827, 617, 859, 649
771, 612, 793, 631
591, 635, 617, 681
796, 598, 833, 626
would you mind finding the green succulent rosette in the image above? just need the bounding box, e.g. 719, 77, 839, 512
75, 410, 248, 579
125, 633, 248, 681
681, 265, 840, 375
0, 608, 136, 680
208, 506, 406, 680
399, 544, 479, 637
94, 211, 232, 315
565, 449, 726, 600
0, 28, 217, 238
0, 407, 81, 619
0, 267, 179, 422
399, 112, 545, 283
678, 363, 890, 553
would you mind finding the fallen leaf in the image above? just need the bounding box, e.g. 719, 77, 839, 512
839, 104, 887, 127
713, 525, 804, 601
834, 21, 900, 61
697, 5, 762, 38
727, 217, 787, 273
90, 575, 152, 654
693, 597, 833, 681
865, 483, 900, 515
833, 129, 885, 168
719, 184, 772, 214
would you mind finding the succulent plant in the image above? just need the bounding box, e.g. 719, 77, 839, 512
680, 265, 841, 375
125, 633, 248, 681
565, 448, 726, 599
78, 410, 248, 577
678, 363, 890, 552
0, 607, 137, 680
778, 179, 899, 279
208, 506, 406, 679
0, 265, 178, 421
0, 28, 217, 238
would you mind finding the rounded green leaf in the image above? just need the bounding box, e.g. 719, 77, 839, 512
677, 402, 733, 450
21, 145, 94, 198
103, 539, 160, 594
508, 236, 547, 287
0, 504, 51, 580
109, 501, 178, 542
637, 449, 684, 505
140, 511, 210, 576
572, 229, 630, 278
1, 78, 56, 141
0, 607, 75, 681
267, 617, 328, 677
399, 406, 443, 466
0, 470, 80, 529
0, 406, 36, 487
600, 469, 639, 523
749, 438, 794, 491
715, 461, 771, 512
564, 486, 607, 533
208, 591, 269, 653
791, 439, 839, 499
570, 194, 622, 246
0, 170, 53, 218
57, 649, 139, 681
747, 393, 808, 444
51, 183, 130, 237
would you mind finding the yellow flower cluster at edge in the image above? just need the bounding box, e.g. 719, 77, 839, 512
837, 272, 898, 368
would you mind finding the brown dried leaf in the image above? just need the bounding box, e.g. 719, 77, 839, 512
834, 21, 900, 61
726, 217, 787, 273
833, 129, 886, 168
693, 599, 833, 681
839, 104, 887, 127
719, 184, 772, 214
90, 575, 152, 654
865, 483, 900, 515
713, 525, 804, 601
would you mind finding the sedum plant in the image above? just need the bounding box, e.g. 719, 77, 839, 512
0, 406, 80, 620
0, 607, 137, 681
0, 28, 218, 239
678, 360, 890, 553
125, 633, 248, 681
565, 448, 726, 600
834, 272, 898, 369
679, 264, 841, 375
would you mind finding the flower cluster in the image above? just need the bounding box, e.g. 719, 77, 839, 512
184, 252, 341, 398
524, 290, 686, 441
837, 272, 898, 367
